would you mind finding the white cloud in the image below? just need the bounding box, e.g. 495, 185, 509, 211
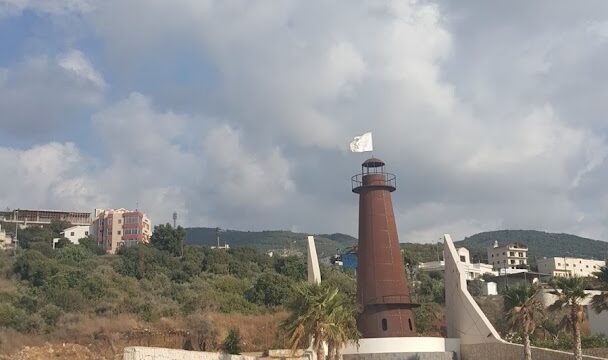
0, 50, 104, 137
4, 1, 608, 242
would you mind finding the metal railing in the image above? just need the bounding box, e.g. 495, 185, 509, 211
351, 172, 396, 191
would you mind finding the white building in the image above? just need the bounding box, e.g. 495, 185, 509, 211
418, 247, 496, 281
52, 225, 91, 248
61, 225, 90, 244
537, 257, 605, 278
487, 241, 528, 272
0, 223, 12, 250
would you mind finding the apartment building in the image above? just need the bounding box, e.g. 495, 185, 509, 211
487, 241, 528, 272
91, 209, 152, 254
537, 257, 605, 278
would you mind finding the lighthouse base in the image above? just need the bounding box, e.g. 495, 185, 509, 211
342, 337, 461, 360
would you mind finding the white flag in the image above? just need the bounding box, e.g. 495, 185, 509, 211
349, 132, 373, 152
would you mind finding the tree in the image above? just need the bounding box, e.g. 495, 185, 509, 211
222, 328, 242, 354
591, 266, 608, 314
186, 312, 218, 351
549, 277, 589, 360
283, 284, 359, 360
78, 236, 106, 255
150, 223, 186, 256
245, 272, 292, 307
503, 285, 545, 360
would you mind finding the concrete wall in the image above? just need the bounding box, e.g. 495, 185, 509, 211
589, 309, 608, 336
123, 347, 258, 360
461, 342, 608, 360
443, 234, 502, 344
342, 337, 460, 355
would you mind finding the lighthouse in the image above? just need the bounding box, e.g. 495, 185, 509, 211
352, 157, 417, 338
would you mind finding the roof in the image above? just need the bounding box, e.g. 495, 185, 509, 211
362, 157, 385, 168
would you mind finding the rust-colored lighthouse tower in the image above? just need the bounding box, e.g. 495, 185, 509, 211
352, 158, 417, 338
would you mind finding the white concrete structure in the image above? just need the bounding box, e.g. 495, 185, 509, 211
537, 257, 605, 278
482, 282, 498, 296
123, 347, 258, 360
418, 247, 496, 280
539, 289, 608, 337
0, 223, 12, 250
444, 234, 502, 344
487, 241, 528, 271
61, 225, 90, 244
307, 235, 321, 284
342, 337, 460, 357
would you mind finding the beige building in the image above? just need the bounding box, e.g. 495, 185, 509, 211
537, 257, 605, 278
91, 209, 152, 254
487, 241, 528, 272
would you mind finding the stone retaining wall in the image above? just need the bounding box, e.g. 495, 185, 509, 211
123, 347, 258, 360
461, 342, 608, 360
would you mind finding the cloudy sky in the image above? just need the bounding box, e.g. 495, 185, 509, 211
2, 1, 608, 243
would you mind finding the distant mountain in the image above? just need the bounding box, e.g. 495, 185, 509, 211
185, 227, 357, 258
455, 230, 608, 261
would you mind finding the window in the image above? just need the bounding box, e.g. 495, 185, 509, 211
586, 265, 589, 268
460, 256, 466, 262
573, 264, 576, 267
118, 219, 122, 224
510, 260, 516, 264
117, 231, 121, 235
510, 252, 515, 256
519, 252, 523, 257
408, 318, 413, 331
85, 231, 89, 236
503, 252, 506, 255
381, 319, 387, 331
558, 263, 561, 266
70, 232, 74, 236
491, 254, 494, 258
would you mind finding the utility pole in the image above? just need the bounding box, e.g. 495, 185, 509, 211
172, 212, 177, 229
216, 227, 220, 248
13, 209, 18, 255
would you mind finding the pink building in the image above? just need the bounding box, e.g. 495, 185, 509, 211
91, 208, 152, 254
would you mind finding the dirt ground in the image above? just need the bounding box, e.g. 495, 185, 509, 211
0, 312, 288, 360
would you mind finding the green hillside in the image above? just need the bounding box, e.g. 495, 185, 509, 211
185, 227, 356, 259
455, 230, 608, 261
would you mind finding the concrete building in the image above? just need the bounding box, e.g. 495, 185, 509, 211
418, 247, 496, 280
0, 209, 91, 227
91, 209, 151, 254
537, 257, 605, 278
487, 241, 528, 272
53, 225, 91, 248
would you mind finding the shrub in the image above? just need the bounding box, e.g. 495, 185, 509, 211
222, 328, 242, 354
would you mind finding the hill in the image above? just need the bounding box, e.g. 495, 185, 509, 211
455, 230, 608, 261
185, 227, 357, 259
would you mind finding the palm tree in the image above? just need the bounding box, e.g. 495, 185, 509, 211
282, 283, 359, 360
591, 266, 608, 314
503, 284, 545, 360
548, 277, 589, 360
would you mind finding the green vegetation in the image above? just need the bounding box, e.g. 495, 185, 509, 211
222, 328, 242, 354
282, 283, 359, 360
185, 228, 356, 258
548, 277, 589, 360
591, 266, 608, 314
0, 223, 358, 348
456, 230, 608, 261
503, 285, 545, 360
